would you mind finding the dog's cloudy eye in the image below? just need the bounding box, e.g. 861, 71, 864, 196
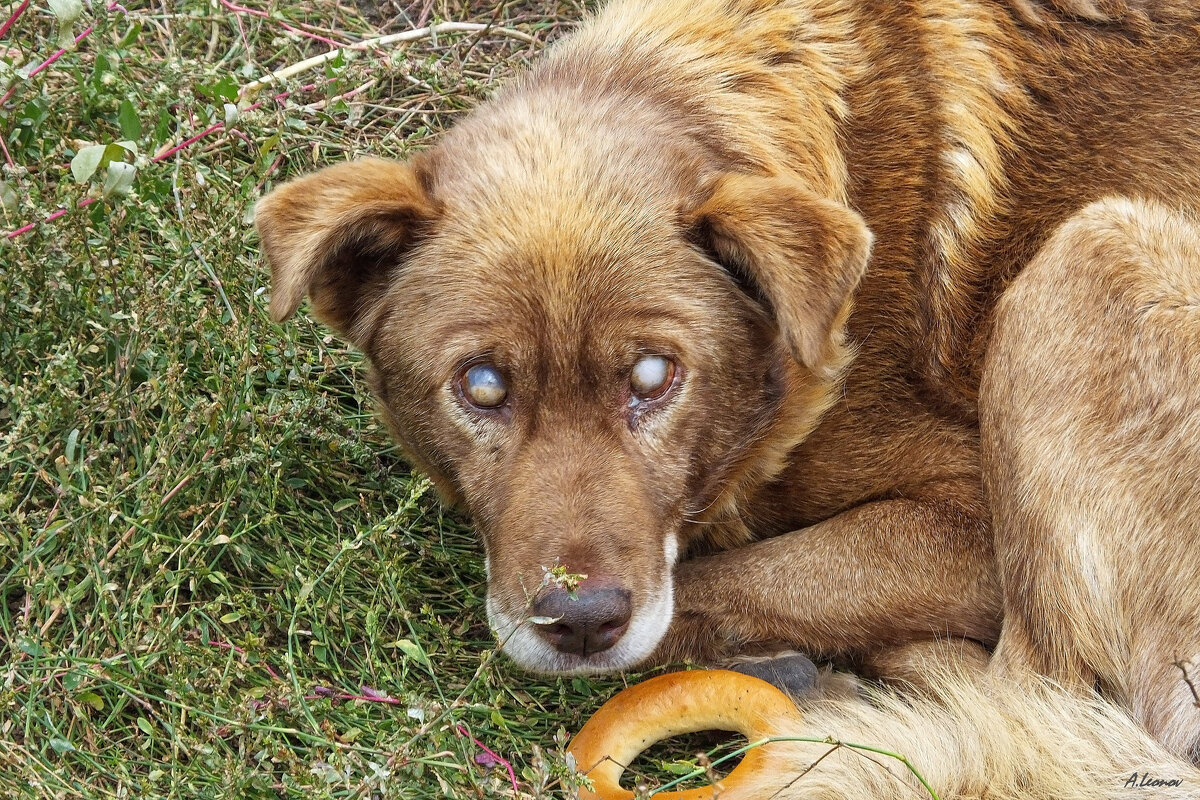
630, 355, 675, 400
461, 363, 507, 409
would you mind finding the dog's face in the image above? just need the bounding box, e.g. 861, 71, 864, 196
255, 98, 870, 673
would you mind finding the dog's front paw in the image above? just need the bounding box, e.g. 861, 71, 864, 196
724, 651, 820, 700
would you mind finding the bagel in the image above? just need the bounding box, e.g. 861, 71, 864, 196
567, 669, 803, 800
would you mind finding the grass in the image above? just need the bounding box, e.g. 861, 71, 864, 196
0, 1, 727, 796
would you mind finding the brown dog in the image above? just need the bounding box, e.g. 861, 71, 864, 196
256, 0, 1200, 769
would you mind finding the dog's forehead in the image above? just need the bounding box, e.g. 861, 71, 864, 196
409, 212, 714, 346
382, 91, 730, 365
408, 179, 718, 339
383, 200, 728, 386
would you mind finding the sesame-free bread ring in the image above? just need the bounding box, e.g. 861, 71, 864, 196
567, 669, 804, 800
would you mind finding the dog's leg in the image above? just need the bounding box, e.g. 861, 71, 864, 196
981, 197, 1200, 758
857, 637, 990, 689
653, 496, 1002, 666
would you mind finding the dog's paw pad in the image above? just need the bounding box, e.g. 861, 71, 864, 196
726, 651, 819, 699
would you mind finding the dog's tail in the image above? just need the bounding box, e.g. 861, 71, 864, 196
758, 666, 1198, 800
568, 665, 1199, 800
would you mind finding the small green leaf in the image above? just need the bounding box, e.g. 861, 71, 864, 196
198, 75, 239, 103
47, 0, 83, 49
71, 145, 107, 184
17, 638, 43, 657
152, 107, 173, 146
0, 181, 17, 212
136, 717, 153, 736
91, 52, 112, 91
49, 737, 76, 755
296, 580, 315, 604
259, 132, 281, 158
117, 21, 142, 48
64, 429, 79, 462
117, 99, 142, 140
219, 611, 242, 623
102, 162, 137, 198
661, 759, 699, 775
324, 50, 346, 75
332, 498, 357, 512
395, 638, 429, 666
76, 691, 104, 711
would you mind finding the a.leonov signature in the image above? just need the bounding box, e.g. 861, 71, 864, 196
1124, 772, 1184, 788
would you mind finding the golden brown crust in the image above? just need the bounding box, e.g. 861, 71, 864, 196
567, 669, 802, 800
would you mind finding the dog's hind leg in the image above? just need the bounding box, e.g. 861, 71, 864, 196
981, 196, 1200, 758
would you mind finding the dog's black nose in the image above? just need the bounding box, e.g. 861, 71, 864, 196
531, 582, 632, 657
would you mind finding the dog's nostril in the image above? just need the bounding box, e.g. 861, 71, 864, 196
530, 581, 633, 658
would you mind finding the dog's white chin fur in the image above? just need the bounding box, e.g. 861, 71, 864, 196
487, 535, 679, 675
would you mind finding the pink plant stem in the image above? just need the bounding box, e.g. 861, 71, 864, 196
254, 153, 284, 193
7, 197, 96, 238
229, 1, 251, 54
151, 121, 225, 163
27, 24, 95, 78
215, 0, 354, 38
7, 79, 317, 238
201, 647, 515, 792
207, 640, 284, 681
0, 0, 31, 39
0, 134, 13, 168
148, 82, 311, 163
0, 1, 120, 105
456, 725, 520, 795
216, 0, 351, 48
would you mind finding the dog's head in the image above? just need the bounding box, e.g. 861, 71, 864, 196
255, 94, 870, 673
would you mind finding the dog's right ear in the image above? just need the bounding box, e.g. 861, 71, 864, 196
254, 157, 439, 344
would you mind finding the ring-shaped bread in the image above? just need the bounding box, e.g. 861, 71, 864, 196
567, 669, 804, 800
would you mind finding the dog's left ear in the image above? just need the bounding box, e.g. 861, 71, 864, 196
254, 157, 440, 345
690, 173, 873, 376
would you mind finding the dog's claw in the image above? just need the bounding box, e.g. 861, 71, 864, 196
726, 651, 819, 700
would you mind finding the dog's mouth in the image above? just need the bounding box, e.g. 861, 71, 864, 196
485, 535, 680, 675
